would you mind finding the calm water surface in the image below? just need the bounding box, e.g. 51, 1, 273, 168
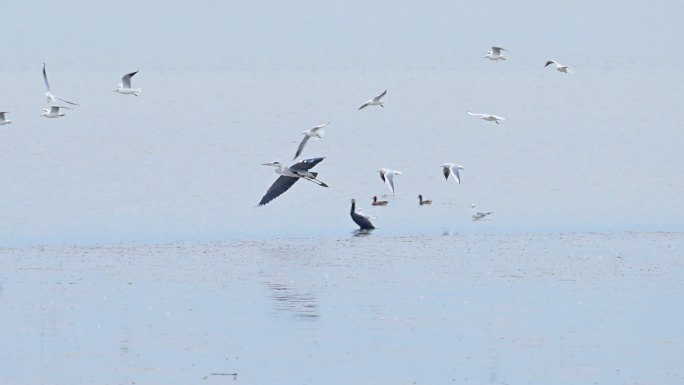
1, 232, 682, 385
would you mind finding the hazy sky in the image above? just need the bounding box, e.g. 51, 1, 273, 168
0, 1, 683, 246
1, 0, 681, 71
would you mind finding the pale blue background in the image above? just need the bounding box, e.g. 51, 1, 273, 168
0, 0, 682, 246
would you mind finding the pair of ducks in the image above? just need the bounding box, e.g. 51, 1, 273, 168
371, 195, 432, 206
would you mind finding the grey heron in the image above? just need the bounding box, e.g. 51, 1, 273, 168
350, 199, 375, 230
114, 71, 142, 96
484, 47, 507, 61
378, 168, 401, 194
467, 111, 506, 124
372, 196, 388, 206
41, 105, 71, 118
294, 122, 328, 159
42, 63, 79, 106
442, 163, 464, 183
471, 203, 494, 220
544, 60, 573, 73
358, 89, 387, 110
258, 157, 328, 206
418, 195, 432, 205
0, 112, 10, 125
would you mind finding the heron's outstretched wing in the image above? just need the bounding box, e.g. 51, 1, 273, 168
442, 166, 450, 180
375, 89, 387, 100
258, 175, 299, 206
290, 157, 325, 171
122, 71, 138, 88
358, 101, 370, 110
294, 135, 311, 159
385, 172, 395, 193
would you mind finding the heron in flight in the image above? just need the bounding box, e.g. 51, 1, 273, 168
358, 89, 387, 110
294, 122, 328, 159
484, 46, 507, 61
0, 112, 11, 125
114, 71, 142, 96
468, 111, 505, 124
544, 60, 573, 73
350, 199, 375, 230
442, 163, 464, 183
42, 63, 79, 106
258, 157, 328, 206
378, 168, 401, 194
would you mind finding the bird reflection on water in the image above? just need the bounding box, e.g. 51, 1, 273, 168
264, 281, 319, 320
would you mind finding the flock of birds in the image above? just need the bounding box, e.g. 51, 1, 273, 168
0, 63, 142, 123
255, 47, 573, 231
0, 51, 571, 232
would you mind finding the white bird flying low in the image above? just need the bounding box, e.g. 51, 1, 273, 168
471, 203, 494, 220
468, 111, 506, 124
114, 70, 142, 96
544, 60, 572, 73
378, 168, 402, 194
484, 46, 507, 61
259, 157, 329, 206
442, 163, 464, 183
358, 89, 387, 110
42, 63, 79, 106
0, 112, 11, 125
294, 122, 329, 159
41, 105, 71, 118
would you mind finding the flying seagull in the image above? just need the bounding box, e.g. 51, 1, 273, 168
294, 122, 329, 159
114, 71, 142, 96
358, 89, 387, 110
471, 203, 493, 220
0, 112, 11, 125
468, 111, 505, 124
544, 60, 572, 73
258, 157, 328, 206
442, 163, 464, 183
41, 105, 71, 118
484, 47, 507, 61
42, 63, 79, 106
350, 199, 375, 230
378, 168, 401, 194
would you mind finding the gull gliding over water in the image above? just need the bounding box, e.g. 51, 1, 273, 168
294, 122, 329, 159
41, 106, 71, 118
0, 112, 10, 125
544, 60, 573, 73
471, 204, 494, 220
484, 47, 507, 61
114, 71, 142, 96
378, 168, 401, 194
42, 63, 79, 106
442, 163, 464, 183
358, 89, 387, 110
468, 111, 505, 124
350, 199, 375, 230
258, 157, 328, 206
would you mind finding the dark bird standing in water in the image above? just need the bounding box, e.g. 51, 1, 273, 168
350, 199, 375, 230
